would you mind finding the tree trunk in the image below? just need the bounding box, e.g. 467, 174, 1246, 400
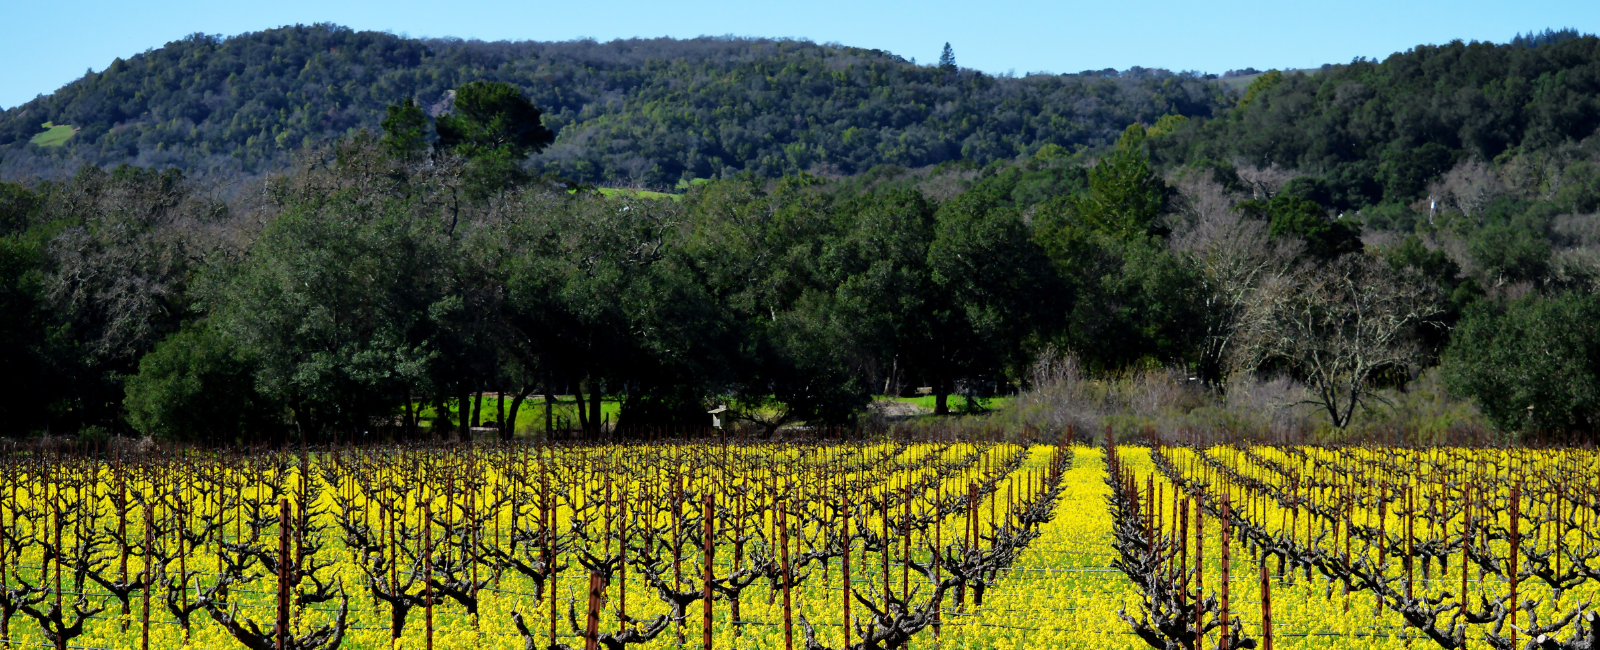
433, 396, 452, 440
574, 382, 589, 437
619, 391, 642, 436
589, 378, 602, 439
458, 390, 471, 442
497, 387, 509, 441
935, 392, 949, 415
289, 403, 312, 447
544, 382, 555, 438
471, 391, 483, 428
505, 384, 536, 442
401, 387, 416, 441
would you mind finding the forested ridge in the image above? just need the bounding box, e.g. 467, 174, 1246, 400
0, 24, 1224, 185
1153, 29, 1600, 216
4, 27, 1600, 443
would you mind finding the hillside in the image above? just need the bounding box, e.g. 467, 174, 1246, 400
0, 24, 1229, 185
1151, 33, 1600, 215
8, 26, 1600, 441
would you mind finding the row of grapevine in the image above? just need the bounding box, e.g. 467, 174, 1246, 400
1120, 441, 1600, 650
0, 436, 1072, 650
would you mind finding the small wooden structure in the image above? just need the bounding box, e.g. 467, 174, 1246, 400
707, 405, 728, 429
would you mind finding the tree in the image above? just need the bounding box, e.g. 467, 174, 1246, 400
925, 186, 1055, 413
0, 182, 38, 235
1442, 293, 1600, 438
33, 165, 205, 433
938, 43, 957, 72
1469, 223, 1551, 285
0, 234, 51, 434
435, 81, 555, 198
1235, 70, 1281, 110
1033, 125, 1193, 373
740, 292, 872, 433
1069, 124, 1167, 240
216, 138, 451, 440
436, 82, 554, 156
380, 98, 430, 160
1237, 194, 1362, 260
123, 321, 275, 442
503, 189, 717, 434
669, 173, 864, 430
1236, 254, 1442, 428
1381, 143, 1458, 203
824, 189, 939, 399
1170, 175, 1300, 384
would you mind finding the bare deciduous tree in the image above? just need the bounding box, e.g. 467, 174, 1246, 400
1234, 163, 1301, 200
1171, 176, 1300, 384
1427, 159, 1504, 217
1234, 254, 1442, 428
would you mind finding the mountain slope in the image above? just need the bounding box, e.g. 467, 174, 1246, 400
1151, 34, 1600, 212
0, 24, 1229, 185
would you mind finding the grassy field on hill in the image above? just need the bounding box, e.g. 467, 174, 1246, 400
27, 121, 75, 146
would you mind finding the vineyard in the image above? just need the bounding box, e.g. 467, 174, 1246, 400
0, 435, 1596, 650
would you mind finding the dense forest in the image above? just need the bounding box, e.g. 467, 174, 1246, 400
0, 24, 1224, 186
3, 28, 1600, 443
1152, 29, 1600, 216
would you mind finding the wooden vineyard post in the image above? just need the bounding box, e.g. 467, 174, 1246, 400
469, 460, 481, 630
118, 462, 129, 632
1508, 483, 1521, 650
731, 487, 744, 636
585, 572, 604, 650
277, 498, 291, 650
1145, 476, 1154, 541
177, 491, 189, 642
143, 499, 152, 650
1406, 486, 1415, 603
424, 499, 434, 650
933, 488, 942, 638
1344, 499, 1353, 612
1179, 499, 1189, 615
53, 481, 63, 650
1194, 496, 1204, 638
1461, 493, 1472, 620
901, 482, 911, 602
619, 496, 628, 629
703, 494, 714, 650
1219, 494, 1231, 650
389, 495, 400, 644
842, 505, 852, 650
1375, 491, 1386, 615
547, 469, 558, 650
881, 495, 891, 604
674, 475, 685, 645
779, 502, 794, 650
1259, 558, 1273, 650
960, 481, 974, 610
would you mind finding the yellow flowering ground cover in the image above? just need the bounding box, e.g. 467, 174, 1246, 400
0, 441, 1594, 650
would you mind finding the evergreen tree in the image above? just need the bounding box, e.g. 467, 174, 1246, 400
379, 97, 430, 160
435, 81, 556, 198
938, 43, 957, 72
1072, 124, 1167, 240
435, 82, 554, 158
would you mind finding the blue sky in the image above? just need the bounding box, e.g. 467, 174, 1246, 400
3, 0, 1597, 110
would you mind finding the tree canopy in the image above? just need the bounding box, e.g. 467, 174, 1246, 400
6, 28, 1600, 441
0, 25, 1225, 185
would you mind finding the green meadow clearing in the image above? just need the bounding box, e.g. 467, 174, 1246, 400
29, 121, 77, 146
